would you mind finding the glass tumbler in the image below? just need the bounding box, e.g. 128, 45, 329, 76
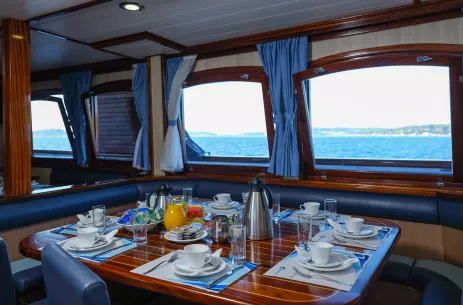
324, 199, 338, 222
182, 187, 193, 205
92, 205, 106, 233
230, 225, 246, 265
272, 193, 281, 222
297, 212, 313, 250
242, 192, 249, 205
133, 209, 148, 246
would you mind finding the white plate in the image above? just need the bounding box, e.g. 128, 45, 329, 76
78, 217, 117, 228
118, 221, 161, 233
164, 230, 208, 243
62, 238, 113, 252
298, 253, 346, 268
210, 201, 240, 210
296, 255, 356, 272
173, 259, 228, 277
335, 226, 379, 239
296, 210, 329, 219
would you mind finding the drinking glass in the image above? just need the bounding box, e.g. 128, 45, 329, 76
133, 209, 148, 246
297, 212, 312, 250
272, 193, 281, 222
324, 199, 338, 223
242, 192, 249, 204
182, 187, 193, 205
230, 225, 246, 265
92, 205, 106, 233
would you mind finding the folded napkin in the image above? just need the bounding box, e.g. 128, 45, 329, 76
53, 218, 121, 236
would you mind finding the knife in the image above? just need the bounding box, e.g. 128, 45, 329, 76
280, 210, 294, 219
206, 265, 244, 289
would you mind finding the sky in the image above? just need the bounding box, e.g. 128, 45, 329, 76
184, 81, 268, 135
31, 99, 67, 131
309, 65, 451, 129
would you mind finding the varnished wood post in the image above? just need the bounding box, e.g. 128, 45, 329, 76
2, 18, 32, 197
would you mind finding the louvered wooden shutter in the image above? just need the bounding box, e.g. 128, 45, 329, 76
96, 92, 141, 159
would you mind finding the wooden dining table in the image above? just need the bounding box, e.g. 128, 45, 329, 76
19, 207, 400, 305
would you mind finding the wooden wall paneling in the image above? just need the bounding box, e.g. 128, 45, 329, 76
0, 203, 134, 261
450, 58, 463, 182
442, 226, 463, 267
2, 18, 32, 198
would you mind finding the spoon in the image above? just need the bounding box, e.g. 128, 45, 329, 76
77, 214, 89, 223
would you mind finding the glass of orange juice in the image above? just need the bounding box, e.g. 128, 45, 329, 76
164, 203, 187, 231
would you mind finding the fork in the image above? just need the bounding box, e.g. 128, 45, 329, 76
293, 267, 353, 286
143, 251, 179, 275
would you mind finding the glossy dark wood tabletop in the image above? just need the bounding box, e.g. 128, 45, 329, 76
19, 207, 400, 305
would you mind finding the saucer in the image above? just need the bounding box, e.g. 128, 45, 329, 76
173, 259, 228, 277
296, 255, 357, 272
78, 217, 116, 228
298, 253, 346, 268
210, 201, 239, 210
297, 210, 329, 219
164, 230, 208, 243
335, 226, 379, 239
63, 238, 112, 252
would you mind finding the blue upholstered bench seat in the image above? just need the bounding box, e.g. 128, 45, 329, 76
11, 258, 43, 294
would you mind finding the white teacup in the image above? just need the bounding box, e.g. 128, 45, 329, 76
213, 193, 232, 205
309, 242, 333, 265
300, 202, 320, 216
345, 218, 364, 235
184, 244, 212, 269
77, 227, 101, 247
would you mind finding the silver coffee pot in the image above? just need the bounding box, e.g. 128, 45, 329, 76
146, 183, 172, 212
243, 177, 274, 240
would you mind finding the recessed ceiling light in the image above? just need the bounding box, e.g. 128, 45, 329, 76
119, 2, 145, 11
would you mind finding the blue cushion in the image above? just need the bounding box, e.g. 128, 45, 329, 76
380, 254, 415, 286
438, 198, 463, 230
0, 238, 16, 305
422, 280, 461, 305
195, 180, 247, 202
42, 244, 110, 305
12, 266, 43, 294
0, 183, 139, 231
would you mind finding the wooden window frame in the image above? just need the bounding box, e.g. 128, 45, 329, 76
81, 80, 141, 171
293, 44, 463, 182
181, 66, 274, 175
30, 90, 74, 158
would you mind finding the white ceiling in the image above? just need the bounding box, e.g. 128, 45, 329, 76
0, 0, 415, 71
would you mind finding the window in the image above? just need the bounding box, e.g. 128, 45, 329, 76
83, 80, 141, 161
31, 92, 73, 157
294, 52, 460, 177
182, 67, 274, 166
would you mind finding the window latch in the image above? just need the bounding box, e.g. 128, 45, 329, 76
321, 172, 327, 180
416, 56, 433, 63
314, 67, 326, 74
240, 74, 249, 80
181, 81, 188, 88
437, 178, 444, 187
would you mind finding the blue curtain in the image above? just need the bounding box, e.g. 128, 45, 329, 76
165, 57, 183, 109
132, 63, 151, 171
257, 37, 309, 177
60, 71, 92, 165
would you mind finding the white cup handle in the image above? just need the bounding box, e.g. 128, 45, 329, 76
300, 205, 306, 210
213, 196, 218, 202
204, 254, 212, 266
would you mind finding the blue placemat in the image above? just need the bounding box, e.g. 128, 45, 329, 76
53, 219, 121, 236
58, 237, 136, 263
132, 251, 258, 293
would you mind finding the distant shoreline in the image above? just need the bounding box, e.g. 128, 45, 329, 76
189, 134, 451, 137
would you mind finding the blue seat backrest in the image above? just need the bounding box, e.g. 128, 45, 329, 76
136, 180, 198, 199
437, 197, 463, 230
0, 238, 16, 305
194, 179, 438, 224
0, 183, 139, 231
42, 244, 110, 305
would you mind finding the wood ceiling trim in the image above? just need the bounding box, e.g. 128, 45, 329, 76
30, 27, 137, 60
91, 31, 187, 52
27, 0, 114, 23
181, 0, 463, 56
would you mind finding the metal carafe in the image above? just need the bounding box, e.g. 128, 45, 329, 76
210, 215, 230, 244
147, 183, 172, 212
243, 177, 274, 240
